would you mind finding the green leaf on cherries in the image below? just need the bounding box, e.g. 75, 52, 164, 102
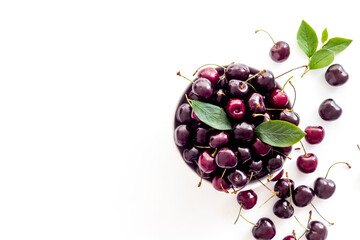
321, 28, 328, 43
322, 37, 352, 54
254, 120, 306, 147
297, 20, 318, 58
308, 49, 335, 69
190, 100, 232, 130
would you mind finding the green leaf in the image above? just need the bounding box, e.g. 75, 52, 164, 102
321, 28, 328, 43
254, 120, 306, 147
309, 49, 335, 69
191, 100, 232, 130
322, 37, 352, 54
297, 20, 318, 58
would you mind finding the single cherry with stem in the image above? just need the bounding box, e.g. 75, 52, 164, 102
305, 126, 325, 144
255, 29, 290, 63
296, 141, 318, 174
252, 217, 277, 240
296, 211, 328, 240
234, 190, 258, 224
269, 76, 292, 108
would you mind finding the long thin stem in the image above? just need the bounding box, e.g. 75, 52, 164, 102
255, 176, 278, 195
220, 169, 229, 193
310, 203, 334, 225
325, 162, 351, 179
177, 71, 194, 83
193, 160, 203, 187
234, 204, 243, 224
286, 172, 292, 207
192, 63, 226, 76
252, 113, 271, 121
299, 141, 307, 156
289, 81, 297, 111
255, 29, 277, 46
258, 194, 276, 208
298, 211, 312, 240
241, 69, 266, 88
281, 76, 294, 92
294, 215, 310, 231
275, 65, 308, 79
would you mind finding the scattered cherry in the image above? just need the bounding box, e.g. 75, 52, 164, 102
305, 221, 328, 240
237, 190, 258, 209
270, 169, 284, 182
297, 153, 318, 174
325, 64, 348, 86
273, 199, 294, 219
226, 98, 246, 119
274, 178, 295, 198
318, 98, 342, 121
292, 185, 314, 207
283, 236, 296, 240
252, 217, 276, 240
305, 126, 325, 144
255, 29, 290, 63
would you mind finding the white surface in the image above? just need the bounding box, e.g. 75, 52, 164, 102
0, 0, 359, 239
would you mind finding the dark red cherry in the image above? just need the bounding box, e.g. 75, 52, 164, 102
197, 67, 220, 84
252, 138, 271, 157
292, 185, 314, 207
279, 111, 300, 126
314, 177, 336, 199
305, 126, 325, 144
212, 174, 230, 192
225, 63, 250, 80
228, 79, 249, 97
237, 190, 257, 209
270, 169, 284, 182
266, 154, 284, 173
214, 89, 227, 104
182, 147, 199, 164
270, 41, 290, 62
192, 78, 214, 99
274, 178, 295, 198
305, 221, 328, 240
228, 170, 249, 189
248, 93, 266, 113
233, 122, 255, 142
209, 131, 229, 148
252, 217, 276, 240
318, 98, 342, 121
215, 148, 238, 168
191, 109, 201, 122
283, 236, 296, 240
195, 127, 209, 145
198, 150, 217, 174
176, 103, 192, 123
174, 124, 191, 147
325, 64, 348, 86
269, 89, 288, 108
253, 70, 276, 92
246, 159, 263, 176
226, 98, 246, 119
297, 153, 318, 174
237, 147, 252, 165
273, 199, 294, 219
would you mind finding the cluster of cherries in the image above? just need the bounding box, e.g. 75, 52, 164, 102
174, 30, 350, 240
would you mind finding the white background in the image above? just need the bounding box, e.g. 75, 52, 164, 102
0, 0, 359, 239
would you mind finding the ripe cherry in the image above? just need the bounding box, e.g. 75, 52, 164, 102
228, 170, 249, 189
273, 199, 294, 219
305, 221, 328, 240
229, 79, 249, 97
197, 67, 220, 84
209, 131, 229, 148
226, 98, 246, 119
174, 124, 191, 147
233, 122, 255, 142
252, 138, 271, 157
176, 103, 192, 123
255, 29, 290, 63
212, 174, 230, 192
253, 70, 276, 92
319, 98, 342, 121
292, 185, 314, 207
269, 89, 289, 108
252, 217, 276, 240
297, 153, 318, 174
182, 147, 199, 164
192, 78, 214, 99
237, 190, 258, 209
325, 64, 348, 86
225, 63, 250, 80
198, 150, 217, 174
305, 126, 325, 144
215, 148, 238, 168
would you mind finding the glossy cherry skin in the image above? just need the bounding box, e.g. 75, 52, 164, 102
228, 79, 249, 97
270, 169, 284, 182
215, 148, 238, 168
174, 124, 191, 147
252, 217, 276, 240
225, 63, 250, 80
273, 199, 294, 219
237, 190, 257, 209
283, 236, 296, 240
228, 170, 249, 189
182, 147, 199, 164
214, 89, 226, 104
195, 127, 209, 145
269, 89, 289, 108
209, 131, 229, 148
318, 99, 342, 121
305, 126, 325, 144
197, 67, 220, 84
266, 154, 284, 173
297, 153, 318, 173
252, 138, 271, 157
325, 64, 348, 86
233, 122, 255, 142
305, 221, 328, 240
192, 78, 214, 99
314, 177, 336, 199
198, 150, 217, 174
226, 98, 246, 119
212, 175, 230, 192
270, 41, 290, 62
176, 103, 192, 123
253, 70, 276, 92
191, 110, 200, 122
279, 111, 300, 126
245, 159, 263, 176
274, 178, 295, 198
292, 185, 314, 207
247, 93, 266, 113
237, 147, 252, 165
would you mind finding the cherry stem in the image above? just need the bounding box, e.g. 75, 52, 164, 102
286, 172, 292, 207
192, 63, 226, 76
177, 71, 194, 83
255, 29, 276, 46
252, 113, 271, 121
259, 193, 276, 208
299, 140, 308, 157
193, 145, 211, 149
184, 93, 193, 107
234, 205, 258, 226
193, 160, 203, 187
295, 147, 301, 151
241, 69, 266, 88
266, 107, 292, 112
255, 176, 278, 195
292, 230, 297, 238
267, 173, 273, 182
281, 76, 294, 92
220, 169, 229, 193
325, 162, 351, 179
301, 66, 311, 78
249, 171, 254, 182
234, 204, 243, 224
288, 81, 296, 111
294, 215, 310, 232
275, 65, 308, 79
310, 203, 334, 225
273, 149, 292, 160
211, 148, 218, 157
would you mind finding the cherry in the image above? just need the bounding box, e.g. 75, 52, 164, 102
195, 127, 209, 145
215, 148, 238, 168
246, 159, 263, 176
237, 147, 252, 165
279, 111, 300, 126
198, 150, 217, 174
283, 236, 296, 240
292, 185, 314, 207
197, 67, 220, 84
226, 98, 246, 119
228, 79, 249, 97
237, 190, 258, 209
225, 63, 250, 80
209, 131, 229, 148
266, 154, 284, 173
176, 103, 192, 123
248, 92, 266, 113
305, 221, 328, 240
191, 109, 200, 122
214, 89, 226, 104
253, 70, 276, 92
325, 64, 348, 86
252, 217, 276, 240
297, 153, 318, 174
252, 138, 271, 157
256, 29, 290, 63
192, 78, 214, 99
233, 122, 255, 142
212, 174, 230, 192
279, 146, 292, 156
270, 169, 284, 182
305, 126, 325, 144
182, 147, 199, 164
228, 170, 249, 189
274, 178, 295, 198
273, 199, 294, 219
318, 98, 342, 121
174, 124, 191, 147
269, 89, 289, 108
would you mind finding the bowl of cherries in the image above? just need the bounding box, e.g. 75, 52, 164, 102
174, 63, 302, 192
